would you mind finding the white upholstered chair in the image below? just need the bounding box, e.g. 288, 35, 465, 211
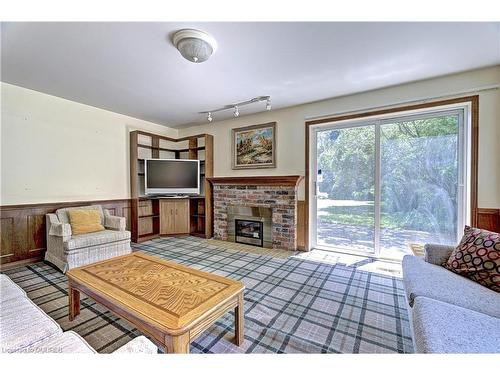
44, 205, 131, 273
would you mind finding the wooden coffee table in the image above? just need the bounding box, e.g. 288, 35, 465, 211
66, 252, 245, 353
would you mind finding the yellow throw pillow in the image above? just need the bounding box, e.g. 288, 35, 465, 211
68, 210, 105, 235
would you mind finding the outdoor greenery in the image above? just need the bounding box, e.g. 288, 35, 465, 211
317, 115, 459, 235
319, 204, 397, 229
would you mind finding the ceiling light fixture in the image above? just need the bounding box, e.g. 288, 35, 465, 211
266, 98, 272, 111
172, 29, 217, 63
200, 96, 271, 123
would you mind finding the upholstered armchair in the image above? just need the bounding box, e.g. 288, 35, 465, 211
44, 205, 131, 273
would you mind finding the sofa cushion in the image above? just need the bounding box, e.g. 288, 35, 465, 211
64, 229, 131, 251
412, 296, 500, 353
0, 294, 62, 352
19, 331, 97, 353
1, 274, 27, 302
68, 209, 105, 235
402, 255, 500, 318
444, 226, 500, 292
56, 205, 104, 225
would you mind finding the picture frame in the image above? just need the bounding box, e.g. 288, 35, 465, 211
231, 122, 277, 169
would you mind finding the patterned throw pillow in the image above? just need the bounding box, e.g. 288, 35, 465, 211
444, 226, 500, 293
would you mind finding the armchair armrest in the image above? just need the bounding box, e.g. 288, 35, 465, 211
424, 243, 455, 265
104, 215, 126, 231
112, 336, 158, 354
47, 214, 72, 237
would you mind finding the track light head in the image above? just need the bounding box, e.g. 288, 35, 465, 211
233, 106, 239, 117
266, 98, 272, 111
207, 112, 213, 122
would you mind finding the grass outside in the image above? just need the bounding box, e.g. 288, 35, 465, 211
318, 204, 406, 230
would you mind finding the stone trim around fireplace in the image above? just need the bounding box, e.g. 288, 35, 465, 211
212, 183, 298, 251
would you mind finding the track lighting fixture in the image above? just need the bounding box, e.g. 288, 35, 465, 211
200, 96, 271, 123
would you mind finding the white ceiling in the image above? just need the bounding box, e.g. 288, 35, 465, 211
2, 22, 499, 128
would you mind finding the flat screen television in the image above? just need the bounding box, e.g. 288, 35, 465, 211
145, 159, 200, 195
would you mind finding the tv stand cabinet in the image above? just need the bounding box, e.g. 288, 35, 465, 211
159, 198, 189, 235
130, 131, 213, 243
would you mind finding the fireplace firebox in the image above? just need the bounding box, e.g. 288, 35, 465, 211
235, 219, 264, 247
227, 205, 272, 248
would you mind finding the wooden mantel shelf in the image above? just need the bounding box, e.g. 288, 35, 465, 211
207, 175, 304, 187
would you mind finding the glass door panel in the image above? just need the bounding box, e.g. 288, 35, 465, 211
316, 125, 376, 254
379, 114, 461, 260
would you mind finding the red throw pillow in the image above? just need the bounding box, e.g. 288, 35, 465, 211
444, 226, 500, 293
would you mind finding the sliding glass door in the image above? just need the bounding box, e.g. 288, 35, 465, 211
316, 125, 376, 254
312, 107, 467, 260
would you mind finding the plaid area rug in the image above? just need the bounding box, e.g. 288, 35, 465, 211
2, 236, 413, 353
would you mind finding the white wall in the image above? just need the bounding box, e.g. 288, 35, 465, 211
1, 83, 178, 205
2, 66, 499, 207
178, 66, 500, 207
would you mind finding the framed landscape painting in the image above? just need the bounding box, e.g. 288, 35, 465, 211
232, 122, 276, 169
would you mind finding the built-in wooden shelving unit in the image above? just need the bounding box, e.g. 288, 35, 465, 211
130, 130, 214, 243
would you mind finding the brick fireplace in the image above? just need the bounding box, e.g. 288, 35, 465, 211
207, 176, 303, 251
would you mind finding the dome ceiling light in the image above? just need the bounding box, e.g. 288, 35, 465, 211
172, 29, 217, 63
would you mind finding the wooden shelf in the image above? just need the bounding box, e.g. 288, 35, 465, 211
137, 144, 206, 152
130, 130, 213, 242
137, 233, 159, 242
137, 144, 179, 152
190, 232, 206, 238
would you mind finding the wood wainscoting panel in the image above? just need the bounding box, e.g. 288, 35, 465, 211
122, 205, 132, 232
297, 200, 306, 251
0, 218, 14, 259
0, 199, 131, 266
477, 208, 500, 233
27, 213, 46, 258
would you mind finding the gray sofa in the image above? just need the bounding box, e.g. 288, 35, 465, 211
0, 274, 157, 353
402, 244, 500, 353
44, 205, 132, 273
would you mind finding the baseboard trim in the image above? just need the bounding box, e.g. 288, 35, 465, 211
0, 256, 44, 271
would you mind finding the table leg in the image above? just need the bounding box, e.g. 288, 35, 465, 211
235, 292, 244, 346
165, 333, 190, 354
68, 284, 80, 321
